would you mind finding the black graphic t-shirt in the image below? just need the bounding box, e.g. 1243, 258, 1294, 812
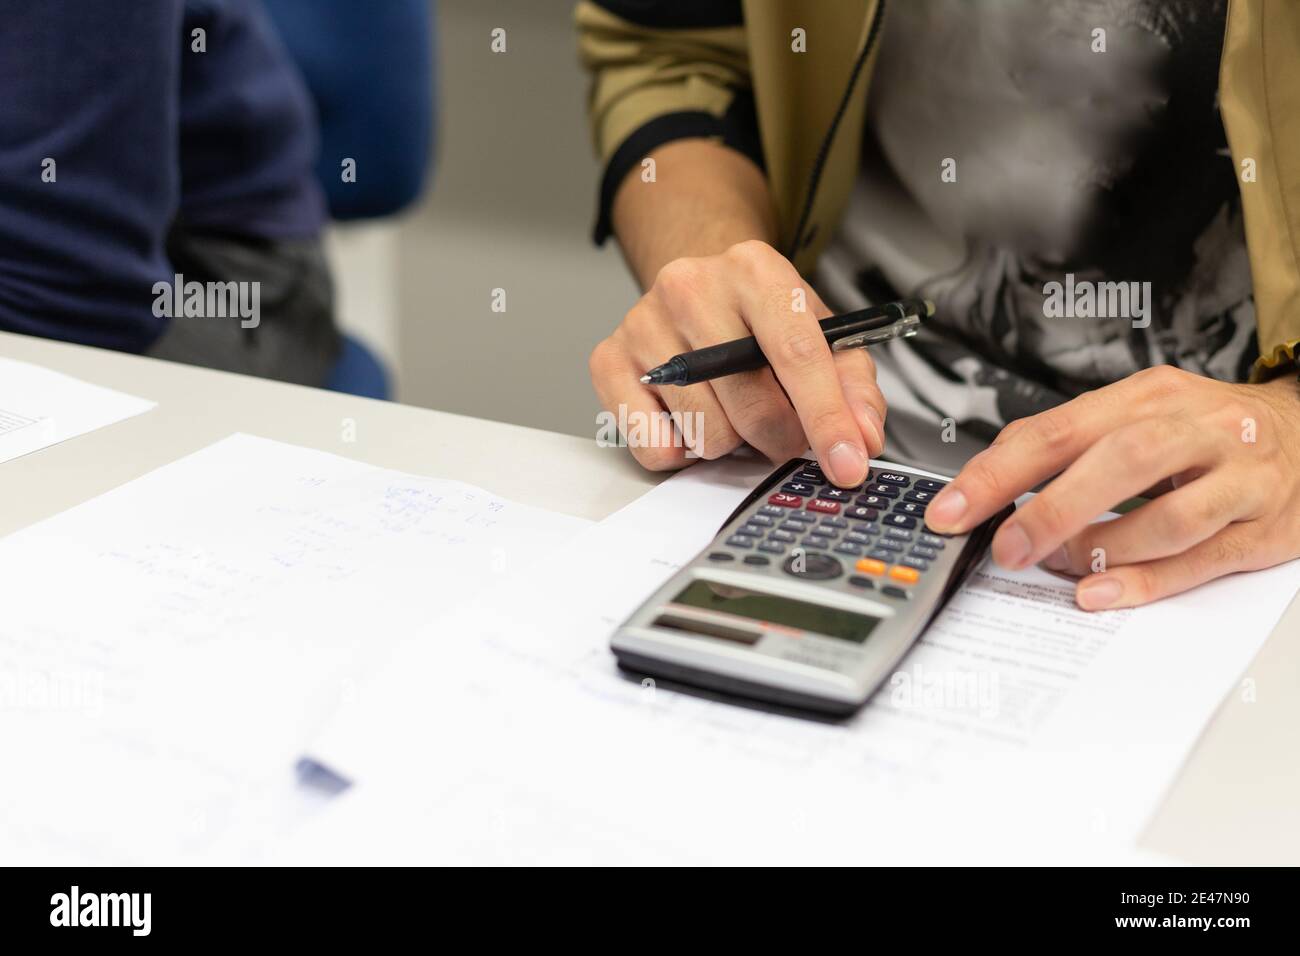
817, 0, 1252, 467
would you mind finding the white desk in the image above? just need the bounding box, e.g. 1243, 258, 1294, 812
3, 330, 1297, 864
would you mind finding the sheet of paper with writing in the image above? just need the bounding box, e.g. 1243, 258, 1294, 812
0, 433, 591, 863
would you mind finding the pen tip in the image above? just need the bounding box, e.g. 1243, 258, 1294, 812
922, 299, 936, 316
639, 374, 652, 385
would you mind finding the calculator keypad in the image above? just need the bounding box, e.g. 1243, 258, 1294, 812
724, 462, 954, 599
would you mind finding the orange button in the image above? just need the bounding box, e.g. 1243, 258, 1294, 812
889, 565, 920, 584
855, 558, 886, 576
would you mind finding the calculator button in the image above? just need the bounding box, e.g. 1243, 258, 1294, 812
866, 484, 900, 498
708, 552, 735, 561
910, 546, 939, 561
844, 530, 874, 545
848, 575, 876, 589
899, 556, 929, 572
782, 553, 842, 581
820, 516, 848, 529
856, 494, 889, 509
889, 565, 921, 584
759, 505, 786, 518
777, 522, 803, 535
885, 514, 917, 529
792, 469, 824, 484
875, 472, 911, 487
883, 527, 913, 541
771, 529, 798, 542
758, 541, 786, 555
895, 502, 927, 517
833, 542, 862, 556
844, 505, 879, 522
816, 525, 841, 538
818, 488, 852, 502
904, 490, 935, 504
801, 536, 831, 550
915, 479, 947, 493
866, 548, 897, 562
747, 513, 775, 527
806, 498, 842, 515
881, 585, 911, 600
782, 481, 818, 496
726, 535, 756, 549
871, 539, 903, 553
918, 533, 947, 549
768, 493, 803, 508
743, 554, 771, 566
739, 524, 767, 537
854, 558, 887, 576
787, 511, 817, 523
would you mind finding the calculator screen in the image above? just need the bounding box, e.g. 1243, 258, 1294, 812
669, 580, 881, 644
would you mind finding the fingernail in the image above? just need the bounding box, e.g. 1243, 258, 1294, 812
1077, 577, 1123, 610
827, 440, 868, 487
994, 523, 1032, 569
926, 487, 967, 530
1042, 546, 1070, 571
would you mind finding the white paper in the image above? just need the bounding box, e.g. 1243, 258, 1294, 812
299, 456, 1300, 865
0, 356, 154, 463
0, 433, 591, 864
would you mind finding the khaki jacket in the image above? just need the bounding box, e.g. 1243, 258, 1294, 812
577, 0, 1300, 380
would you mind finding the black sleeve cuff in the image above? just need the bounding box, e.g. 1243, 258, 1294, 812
592, 90, 765, 246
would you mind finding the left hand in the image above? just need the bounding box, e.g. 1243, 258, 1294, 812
924, 365, 1300, 610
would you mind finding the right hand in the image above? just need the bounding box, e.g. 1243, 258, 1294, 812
589, 240, 887, 486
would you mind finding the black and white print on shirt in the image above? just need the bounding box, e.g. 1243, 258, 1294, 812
819, 0, 1253, 445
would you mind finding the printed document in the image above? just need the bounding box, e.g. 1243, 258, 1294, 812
299, 456, 1300, 864
0, 356, 154, 463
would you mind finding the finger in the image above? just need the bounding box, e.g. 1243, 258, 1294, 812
1042, 472, 1250, 574
928, 379, 1179, 535
988, 417, 1221, 570
833, 348, 887, 457
655, 379, 744, 461
706, 367, 808, 464
661, 271, 807, 465
727, 243, 870, 486
1072, 520, 1264, 610
589, 336, 691, 471
797, 282, 887, 453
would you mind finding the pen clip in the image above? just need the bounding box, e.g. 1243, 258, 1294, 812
830, 313, 921, 351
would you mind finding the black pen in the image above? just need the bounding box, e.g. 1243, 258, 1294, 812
639, 298, 933, 387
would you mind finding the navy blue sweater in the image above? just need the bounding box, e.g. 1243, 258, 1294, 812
0, 0, 324, 352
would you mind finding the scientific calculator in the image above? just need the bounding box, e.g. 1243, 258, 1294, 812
611, 457, 1013, 715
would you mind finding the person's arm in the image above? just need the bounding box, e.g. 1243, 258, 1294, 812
578, 3, 885, 482
611, 139, 776, 287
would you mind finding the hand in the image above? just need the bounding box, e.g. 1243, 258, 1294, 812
924, 365, 1300, 609
589, 240, 886, 485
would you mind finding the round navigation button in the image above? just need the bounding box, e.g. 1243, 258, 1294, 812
781, 552, 843, 581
